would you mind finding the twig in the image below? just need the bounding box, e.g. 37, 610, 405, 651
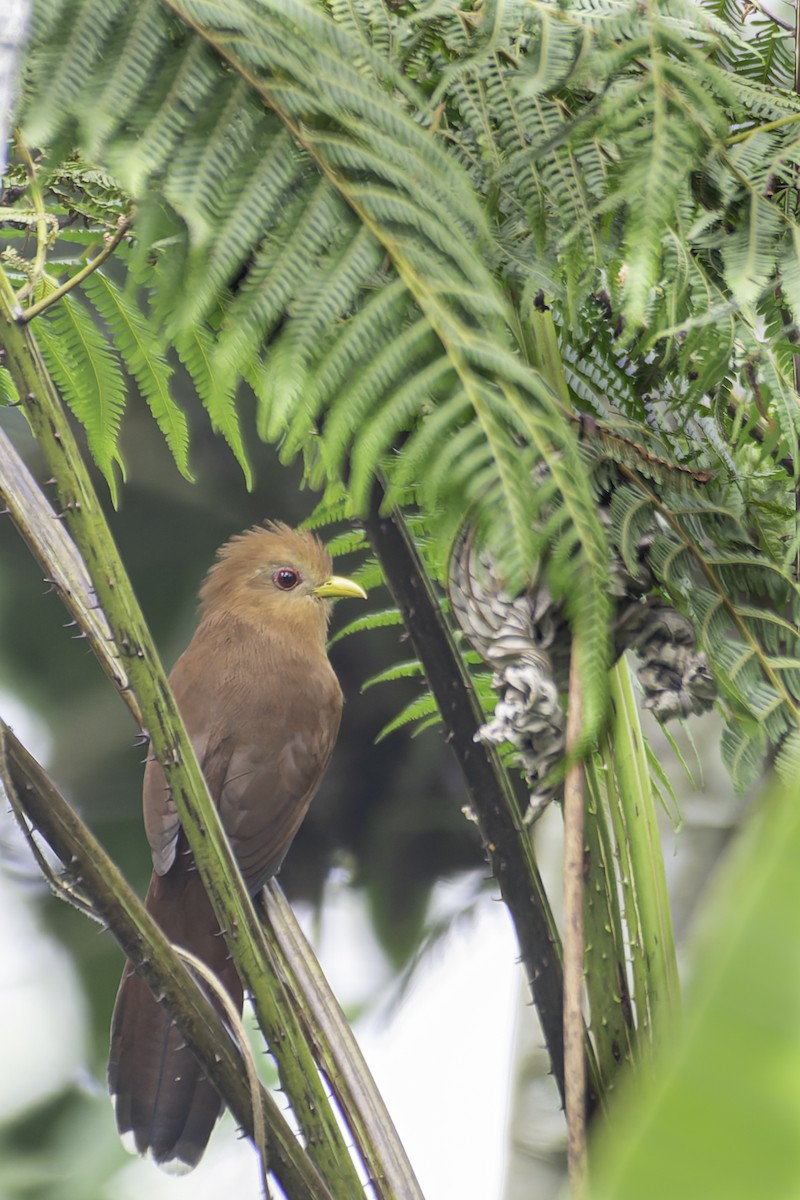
11, 132, 51, 304
15, 213, 133, 323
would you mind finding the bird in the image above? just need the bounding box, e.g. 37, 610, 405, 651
108, 521, 366, 1172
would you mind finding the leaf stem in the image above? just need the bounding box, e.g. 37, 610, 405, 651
12, 131, 51, 304
262, 883, 426, 1200
606, 659, 681, 1041
582, 756, 636, 1080
16, 213, 133, 322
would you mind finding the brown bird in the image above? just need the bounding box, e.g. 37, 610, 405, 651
108, 521, 366, 1172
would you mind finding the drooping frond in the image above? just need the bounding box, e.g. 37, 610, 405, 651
8, 0, 800, 786
35, 289, 127, 503
81, 271, 191, 479
0, 164, 249, 493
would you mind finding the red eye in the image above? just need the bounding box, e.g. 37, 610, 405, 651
273, 567, 301, 591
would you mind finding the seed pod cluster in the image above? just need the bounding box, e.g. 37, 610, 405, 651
448, 509, 716, 821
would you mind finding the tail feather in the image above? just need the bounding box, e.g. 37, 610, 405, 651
109, 847, 243, 1171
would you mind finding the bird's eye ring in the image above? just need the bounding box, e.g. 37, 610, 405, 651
272, 567, 301, 591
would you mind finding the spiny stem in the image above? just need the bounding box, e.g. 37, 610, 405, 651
0, 720, 331, 1200
564, 641, 588, 1193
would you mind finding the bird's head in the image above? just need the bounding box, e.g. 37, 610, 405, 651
198, 521, 366, 639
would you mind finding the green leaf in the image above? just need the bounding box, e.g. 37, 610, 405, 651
36, 293, 126, 505
174, 324, 252, 489
361, 660, 424, 692
328, 607, 405, 647
774, 725, 800, 782
376, 692, 440, 742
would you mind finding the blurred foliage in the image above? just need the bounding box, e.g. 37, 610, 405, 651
590, 771, 800, 1200
0, 1090, 128, 1200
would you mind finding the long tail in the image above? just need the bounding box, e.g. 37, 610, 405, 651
108, 845, 243, 1172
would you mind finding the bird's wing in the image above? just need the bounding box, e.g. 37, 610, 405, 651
142, 727, 226, 876
142, 636, 231, 877
142, 757, 181, 877
142, 619, 342, 891
219, 712, 341, 893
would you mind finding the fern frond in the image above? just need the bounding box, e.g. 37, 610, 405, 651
118, 38, 227, 196
607, 465, 800, 789
81, 272, 191, 480
35, 290, 126, 503
328, 608, 406, 647
281, 278, 414, 453
0, 367, 19, 406
174, 324, 252, 489
361, 661, 426, 691
218, 179, 350, 397
17, 0, 800, 799
720, 718, 768, 788
24, 0, 131, 148
83, 0, 179, 157
321, 528, 370, 559
377, 692, 441, 742
774, 726, 800, 781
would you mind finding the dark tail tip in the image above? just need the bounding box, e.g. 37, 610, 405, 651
109, 967, 224, 1172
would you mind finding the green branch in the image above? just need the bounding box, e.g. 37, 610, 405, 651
563, 642, 589, 1189
0, 719, 331, 1200
606, 661, 681, 1041
261, 883, 424, 1197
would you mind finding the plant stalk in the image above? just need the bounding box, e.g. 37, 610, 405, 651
0, 719, 332, 1200
563, 644, 588, 1192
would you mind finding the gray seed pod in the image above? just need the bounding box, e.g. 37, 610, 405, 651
449, 528, 567, 820
449, 510, 717, 821
616, 602, 716, 720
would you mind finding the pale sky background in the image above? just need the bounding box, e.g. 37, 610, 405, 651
0, 688, 524, 1200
